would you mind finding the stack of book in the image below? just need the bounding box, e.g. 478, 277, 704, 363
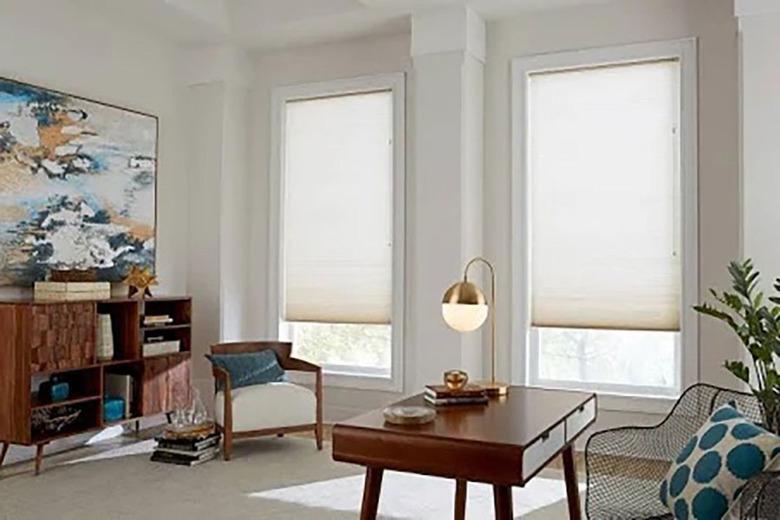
34, 281, 111, 301
151, 432, 220, 467
143, 314, 174, 326
424, 384, 489, 407
143, 337, 180, 357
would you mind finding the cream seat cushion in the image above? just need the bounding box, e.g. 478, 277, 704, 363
215, 382, 316, 433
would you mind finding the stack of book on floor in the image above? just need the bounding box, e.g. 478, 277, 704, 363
424, 384, 488, 407
151, 431, 221, 467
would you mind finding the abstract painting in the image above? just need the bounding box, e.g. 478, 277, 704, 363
0, 77, 157, 285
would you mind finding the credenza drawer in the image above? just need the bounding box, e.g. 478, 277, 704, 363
522, 422, 565, 479
566, 398, 596, 442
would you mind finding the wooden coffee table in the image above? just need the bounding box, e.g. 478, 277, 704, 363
332, 386, 596, 519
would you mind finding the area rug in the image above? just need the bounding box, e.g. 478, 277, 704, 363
0, 436, 581, 519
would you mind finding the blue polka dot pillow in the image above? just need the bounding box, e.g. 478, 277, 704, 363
660, 404, 780, 519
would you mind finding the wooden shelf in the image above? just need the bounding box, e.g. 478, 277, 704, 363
102, 416, 141, 428
100, 358, 143, 367
141, 323, 191, 331
31, 394, 102, 410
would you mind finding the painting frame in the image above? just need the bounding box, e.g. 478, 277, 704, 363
0, 75, 159, 286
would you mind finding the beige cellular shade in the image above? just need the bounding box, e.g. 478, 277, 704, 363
282, 90, 394, 324
527, 59, 681, 331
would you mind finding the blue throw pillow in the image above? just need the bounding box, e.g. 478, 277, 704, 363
206, 350, 288, 389
660, 404, 780, 520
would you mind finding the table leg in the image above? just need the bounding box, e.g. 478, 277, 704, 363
0, 442, 9, 466
34, 443, 45, 476
562, 444, 582, 520
493, 484, 513, 520
360, 467, 384, 520
454, 479, 467, 520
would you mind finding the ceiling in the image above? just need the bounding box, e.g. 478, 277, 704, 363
74, 0, 618, 51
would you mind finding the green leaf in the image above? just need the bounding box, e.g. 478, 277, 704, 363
725, 360, 750, 384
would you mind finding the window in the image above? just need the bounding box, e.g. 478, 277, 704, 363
272, 74, 405, 390
512, 41, 698, 399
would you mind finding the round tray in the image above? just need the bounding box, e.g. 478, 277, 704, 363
383, 406, 436, 426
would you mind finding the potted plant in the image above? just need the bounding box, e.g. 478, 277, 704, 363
694, 259, 780, 434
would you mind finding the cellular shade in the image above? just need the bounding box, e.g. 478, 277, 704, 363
282, 90, 394, 324
527, 60, 681, 331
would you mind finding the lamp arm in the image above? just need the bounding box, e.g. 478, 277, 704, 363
463, 256, 497, 385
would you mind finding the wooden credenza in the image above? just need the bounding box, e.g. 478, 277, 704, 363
0, 296, 192, 474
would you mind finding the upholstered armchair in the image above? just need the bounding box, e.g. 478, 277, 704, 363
210, 341, 323, 460
585, 383, 780, 519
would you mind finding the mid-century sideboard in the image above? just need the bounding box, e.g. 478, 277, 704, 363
0, 296, 192, 474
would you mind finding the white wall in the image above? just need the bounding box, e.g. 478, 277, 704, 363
0, 0, 190, 463
485, 0, 742, 430
247, 33, 411, 419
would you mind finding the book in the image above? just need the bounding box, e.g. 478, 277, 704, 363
155, 432, 221, 451
151, 447, 218, 466
34, 281, 111, 293
34, 290, 111, 301
424, 395, 489, 407
143, 315, 173, 325
424, 384, 487, 399
143, 340, 180, 357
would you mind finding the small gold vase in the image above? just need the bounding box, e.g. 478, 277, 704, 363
444, 370, 469, 391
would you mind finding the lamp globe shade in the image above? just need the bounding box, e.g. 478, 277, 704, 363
441, 281, 488, 332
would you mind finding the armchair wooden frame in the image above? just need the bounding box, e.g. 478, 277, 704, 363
210, 341, 323, 461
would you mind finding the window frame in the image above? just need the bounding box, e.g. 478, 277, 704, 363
510, 39, 699, 404
269, 73, 406, 392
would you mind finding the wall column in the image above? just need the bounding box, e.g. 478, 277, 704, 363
736, 1, 780, 284
406, 7, 486, 391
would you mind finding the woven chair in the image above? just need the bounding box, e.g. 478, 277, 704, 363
585, 383, 780, 519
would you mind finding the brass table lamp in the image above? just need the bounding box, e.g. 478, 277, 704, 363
441, 257, 509, 396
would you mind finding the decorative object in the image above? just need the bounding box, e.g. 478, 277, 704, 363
143, 339, 180, 358
104, 373, 133, 418
206, 349, 288, 389
96, 313, 114, 361
210, 341, 323, 460
49, 268, 97, 282
168, 387, 209, 433
383, 406, 436, 425
0, 77, 157, 286
444, 369, 469, 391
123, 265, 157, 299
660, 404, 780, 520
103, 397, 125, 423
333, 387, 596, 519
441, 256, 508, 396
585, 383, 780, 520
39, 377, 70, 403
694, 259, 780, 434
31, 407, 81, 435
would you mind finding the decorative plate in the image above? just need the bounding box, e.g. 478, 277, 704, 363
383, 406, 436, 425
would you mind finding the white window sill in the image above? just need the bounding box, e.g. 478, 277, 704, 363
528, 381, 678, 416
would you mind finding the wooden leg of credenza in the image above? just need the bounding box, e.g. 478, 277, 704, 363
360, 467, 384, 520
0, 442, 9, 466
493, 484, 513, 520
34, 443, 45, 476
454, 479, 467, 520
562, 444, 583, 520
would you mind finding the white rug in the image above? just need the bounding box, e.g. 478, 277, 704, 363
253, 472, 585, 519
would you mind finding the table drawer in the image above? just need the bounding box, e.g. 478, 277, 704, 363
522, 422, 565, 479
566, 398, 596, 442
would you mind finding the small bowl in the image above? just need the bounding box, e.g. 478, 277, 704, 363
444, 370, 469, 391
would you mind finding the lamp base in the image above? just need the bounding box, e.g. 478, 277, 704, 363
476, 380, 510, 397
